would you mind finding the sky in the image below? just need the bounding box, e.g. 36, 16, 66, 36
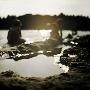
0, 0, 90, 17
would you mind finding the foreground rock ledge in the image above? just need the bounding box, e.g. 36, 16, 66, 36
0, 70, 90, 90
0, 35, 90, 90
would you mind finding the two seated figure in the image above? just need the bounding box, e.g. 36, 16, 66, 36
7, 18, 63, 47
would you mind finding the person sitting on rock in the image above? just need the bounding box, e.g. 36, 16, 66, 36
50, 22, 60, 40
50, 19, 63, 41
7, 19, 25, 45
48, 19, 63, 44
44, 19, 62, 47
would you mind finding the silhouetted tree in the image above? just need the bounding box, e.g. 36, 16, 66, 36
0, 13, 90, 30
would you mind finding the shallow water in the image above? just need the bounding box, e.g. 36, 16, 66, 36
0, 54, 66, 78
0, 30, 90, 77
0, 45, 70, 78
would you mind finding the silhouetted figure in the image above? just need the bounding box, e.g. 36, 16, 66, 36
50, 22, 60, 40
49, 19, 63, 43
7, 19, 25, 45
44, 19, 63, 47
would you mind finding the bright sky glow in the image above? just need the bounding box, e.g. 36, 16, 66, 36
0, 0, 90, 17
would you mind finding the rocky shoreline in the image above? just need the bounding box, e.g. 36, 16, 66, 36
0, 34, 90, 90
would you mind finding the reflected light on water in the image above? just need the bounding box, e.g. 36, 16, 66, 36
39, 30, 50, 40
16, 54, 22, 57
38, 51, 44, 54
0, 55, 65, 78
25, 38, 33, 44
53, 45, 70, 73
54, 55, 60, 63
30, 52, 34, 54
54, 55, 69, 73
39, 30, 48, 36
54, 45, 71, 63
59, 63, 69, 73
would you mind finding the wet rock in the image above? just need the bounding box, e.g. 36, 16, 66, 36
44, 48, 62, 56
0, 35, 90, 90
1, 70, 14, 77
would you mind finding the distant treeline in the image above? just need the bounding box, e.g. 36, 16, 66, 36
0, 13, 90, 30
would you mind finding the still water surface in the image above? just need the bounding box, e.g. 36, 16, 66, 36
0, 30, 90, 77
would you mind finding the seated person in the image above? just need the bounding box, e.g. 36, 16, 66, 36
44, 21, 60, 47
50, 22, 60, 40
49, 19, 63, 43
7, 19, 25, 45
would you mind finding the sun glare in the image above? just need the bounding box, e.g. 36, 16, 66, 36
39, 30, 49, 37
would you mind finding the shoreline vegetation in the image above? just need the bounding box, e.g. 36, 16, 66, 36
0, 13, 90, 31
0, 33, 90, 90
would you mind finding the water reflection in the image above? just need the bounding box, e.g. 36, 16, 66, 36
0, 54, 69, 78
54, 45, 70, 73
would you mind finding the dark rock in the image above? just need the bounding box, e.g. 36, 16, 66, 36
1, 70, 14, 77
